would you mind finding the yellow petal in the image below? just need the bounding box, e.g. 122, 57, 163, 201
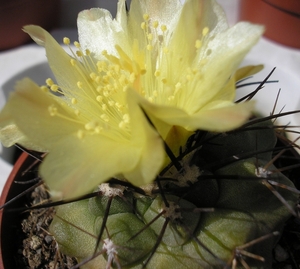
77, 6, 126, 59
191, 101, 255, 131
235, 65, 264, 82
0, 98, 27, 148
124, 88, 165, 185
169, 0, 226, 63
129, 0, 182, 33
23, 25, 90, 102
0, 78, 82, 150
41, 92, 165, 198
188, 22, 264, 111
131, 88, 254, 132
40, 135, 140, 199
164, 125, 193, 156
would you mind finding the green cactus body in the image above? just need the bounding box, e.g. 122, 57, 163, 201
49, 120, 298, 268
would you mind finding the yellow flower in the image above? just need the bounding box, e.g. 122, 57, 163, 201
0, 0, 264, 198
77, 0, 263, 139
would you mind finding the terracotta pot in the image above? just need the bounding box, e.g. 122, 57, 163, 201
0, 153, 37, 268
0, 0, 60, 51
239, 0, 300, 48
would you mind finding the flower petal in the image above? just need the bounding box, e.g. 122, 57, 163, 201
128, 0, 182, 40
23, 25, 93, 103
158, 0, 227, 87
0, 78, 82, 151
235, 65, 264, 82
42, 93, 165, 199
124, 87, 165, 185
40, 134, 140, 199
77, 4, 126, 59
130, 88, 254, 132
189, 22, 264, 110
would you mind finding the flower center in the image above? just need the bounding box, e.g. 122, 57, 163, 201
42, 13, 211, 140
125, 13, 211, 112
43, 38, 133, 141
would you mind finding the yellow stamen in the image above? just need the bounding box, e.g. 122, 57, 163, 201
195, 40, 202, 49
74, 41, 80, 48
161, 25, 167, 32
152, 21, 159, 28
63, 37, 70, 45
46, 78, 54, 87
143, 14, 149, 21
202, 27, 209, 37
51, 85, 59, 92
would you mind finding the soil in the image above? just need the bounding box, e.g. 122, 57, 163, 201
15, 184, 77, 269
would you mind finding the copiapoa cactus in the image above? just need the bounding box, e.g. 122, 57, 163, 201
0, 0, 299, 268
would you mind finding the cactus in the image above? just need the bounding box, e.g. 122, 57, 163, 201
47, 118, 298, 269
0, 0, 299, 268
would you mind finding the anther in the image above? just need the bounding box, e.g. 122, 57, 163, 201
77, 81, 83, 89
46, 78, 54, 87
71, 98, 77, 105
101, 114, 109, 122
90, 72, 97, 80
103, 90, 110, 97
143, 14, 149, 21
163, 47, 169, 54
152, 21, 159, 28
48, 105, 57, 116
161, 25, 167, 32
85, 121, 97, 131
70, 59, 76, 66
202, 27, 209, 37
96, 95, 103, 102
119, 121, 126, 129
195, 39, 202, 49
63, 37, 70, 45
74, 41, 80, 48
76, 51, 83, 57
50, 85, 59, 92
175, 82, 182, 90
147, 44, 153, 51
95, 126, 103, 133
123, 114, 130, 123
